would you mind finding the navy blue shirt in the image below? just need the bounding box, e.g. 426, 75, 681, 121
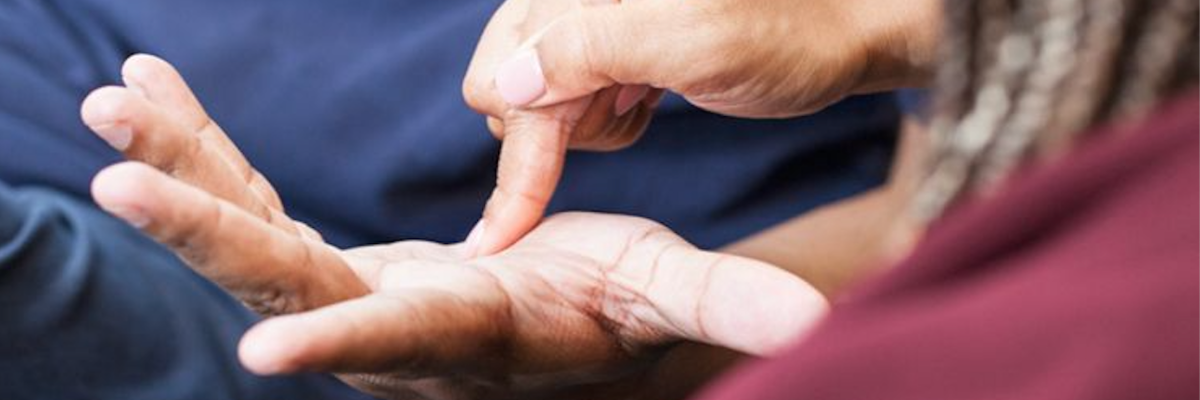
0, 0, 897, 249
0, 182, 372, 400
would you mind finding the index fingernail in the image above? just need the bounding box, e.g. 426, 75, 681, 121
495, 50, 546, 107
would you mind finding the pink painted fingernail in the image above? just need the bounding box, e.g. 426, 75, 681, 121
614, 85, 650, 117
495, 50, 546, 107
464, 219, 487, 258
93, 124, 133, 151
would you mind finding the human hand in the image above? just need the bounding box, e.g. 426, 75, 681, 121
82, 55, 827, 400
463, 0, 941, 257
460, 0, 666, 258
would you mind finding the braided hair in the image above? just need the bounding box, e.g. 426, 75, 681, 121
911, 0, 1199, 221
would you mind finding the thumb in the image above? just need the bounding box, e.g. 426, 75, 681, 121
495, 1, 688, 108
650, 251, 830, 355
468, 106, 581, 257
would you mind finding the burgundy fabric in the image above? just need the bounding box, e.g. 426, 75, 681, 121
697, 92, 1199, 400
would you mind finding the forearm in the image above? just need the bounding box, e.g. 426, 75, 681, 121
705, 1, 943, 294
721, 118, 926, 297
721, 188, 903, 297
849, 0, 944, 94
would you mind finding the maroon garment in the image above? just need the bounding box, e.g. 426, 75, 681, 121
697, 92, 1199, 400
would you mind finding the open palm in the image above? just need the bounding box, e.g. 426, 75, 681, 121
82, 55, 824, 400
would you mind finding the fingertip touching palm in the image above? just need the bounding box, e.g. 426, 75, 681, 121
82, 55, 826, 399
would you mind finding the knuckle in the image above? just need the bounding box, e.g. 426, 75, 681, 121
486, 117, 506, 140
462, 72, 501, 117
573, 11, 614, 80
240, 287, 297, 316
296, 222, 325, 242
165, 135, 206, 177
173, 194, 223, 260
493, 182, 551, 211
462, 73, 483, 108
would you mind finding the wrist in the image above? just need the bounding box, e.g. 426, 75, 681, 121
846, 0, 942, 93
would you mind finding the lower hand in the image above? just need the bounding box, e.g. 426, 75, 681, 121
82, 55, 827, 399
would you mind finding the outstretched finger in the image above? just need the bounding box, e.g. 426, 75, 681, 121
91, 162, 368, 315
468, 102, 590, 257
120, 54, 285, 209
641, 248, 829, 356
238, 270, 510, 375
81, 86, 298, 235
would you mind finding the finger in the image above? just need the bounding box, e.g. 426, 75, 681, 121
120, 54, 210, 127
91, 162, 368, 315
120, 54, 285, 210
568, 86, 651, 151
238, 272, 509, 375
614, 85, 650, 117
470, 104, 583, 257
494, 2, 696, 108
80, 86, 297, 234
695, 258, 827, 355
646, 249, 829, 356
463, 0, 601, 121
486, 116, 506, 138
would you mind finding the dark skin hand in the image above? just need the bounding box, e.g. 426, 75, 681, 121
82, 55, 826, 400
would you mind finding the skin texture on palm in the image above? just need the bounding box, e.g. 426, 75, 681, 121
81, 55, 826, 400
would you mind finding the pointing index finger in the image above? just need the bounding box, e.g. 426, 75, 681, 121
472, 104, 584, 256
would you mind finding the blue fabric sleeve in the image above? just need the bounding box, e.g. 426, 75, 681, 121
0, 182, 372, 400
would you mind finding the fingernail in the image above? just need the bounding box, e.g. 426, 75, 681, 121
614, 85, 650, 117
102, 205, 151, 228
93, 124, 133, 151
463, 219, 487, 258
495, 49, 546, 107
239, 332, 292, 375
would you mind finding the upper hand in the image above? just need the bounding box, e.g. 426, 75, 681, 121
462, 0, 942, 257
82, 55, 827, 400
459, 0, 666, 258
